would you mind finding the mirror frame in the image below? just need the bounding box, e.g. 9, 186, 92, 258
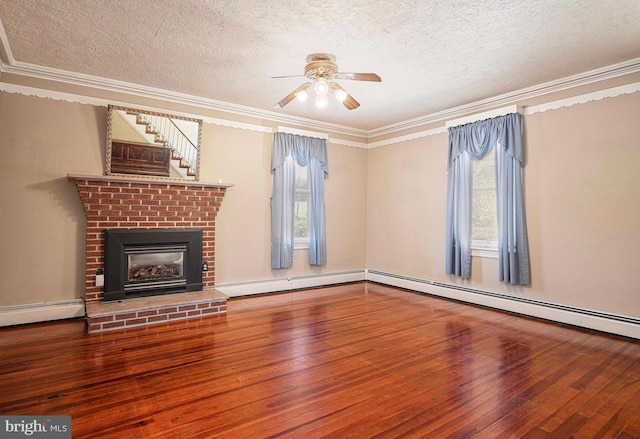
106, 105, 203, 180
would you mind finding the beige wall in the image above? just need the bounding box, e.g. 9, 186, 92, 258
1, 86, 638, 319
366, 92, 640, 317
0, 91, 367, 307
0, 93, 105, 306
366, 132, 448, 279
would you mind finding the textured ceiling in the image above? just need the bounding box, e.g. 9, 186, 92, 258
1, 0, 639, 131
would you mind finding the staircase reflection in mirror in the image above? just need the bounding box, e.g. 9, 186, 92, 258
106, 105, 202, 180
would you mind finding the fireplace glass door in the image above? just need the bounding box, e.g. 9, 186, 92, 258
125, 244, 187, 293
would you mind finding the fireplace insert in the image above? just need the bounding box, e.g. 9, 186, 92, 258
104, 228, 203, 301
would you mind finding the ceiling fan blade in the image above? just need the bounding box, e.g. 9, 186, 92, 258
335, 72, 382, 82
273, 82, 311, 109
271, 74, 307, 79
329, 82, 361, 110
342, 94, 361, 110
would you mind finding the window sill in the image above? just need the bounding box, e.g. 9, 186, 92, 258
471, 247, 498, 259
294, 241, 309, 250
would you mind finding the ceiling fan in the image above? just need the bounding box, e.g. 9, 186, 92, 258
272, 53, 381, 110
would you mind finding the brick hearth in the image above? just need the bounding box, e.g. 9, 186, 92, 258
85, 290, 228, 333
68, 174, 232, 333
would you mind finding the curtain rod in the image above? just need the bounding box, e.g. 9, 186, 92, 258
445, 105, 522, 128
275, 126, 329, 140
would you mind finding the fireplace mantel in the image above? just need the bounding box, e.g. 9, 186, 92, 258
67, 173, 234, 188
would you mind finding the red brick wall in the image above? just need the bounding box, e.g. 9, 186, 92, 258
73, 177, 226, 302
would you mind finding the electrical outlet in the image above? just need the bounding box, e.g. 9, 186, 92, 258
96, 268, 104, 287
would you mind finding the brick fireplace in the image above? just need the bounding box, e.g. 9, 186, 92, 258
68, 174, 231, 333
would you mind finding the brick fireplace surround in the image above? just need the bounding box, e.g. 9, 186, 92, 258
68, 174, 231, 333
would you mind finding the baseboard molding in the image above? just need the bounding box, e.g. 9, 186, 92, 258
366, 270, 640, 339
215, 270, 366, 297
4, 271, 637, 339
0, 299, 85, 328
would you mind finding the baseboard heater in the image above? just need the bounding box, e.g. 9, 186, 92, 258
0, 299, 85, 327
366, 270, 640, 339
216, 270, 366, 297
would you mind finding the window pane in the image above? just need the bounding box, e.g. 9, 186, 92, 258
294, 163, 309, 241
294, 191, 309, 239
472, 149, 498, 243
295, 163, 309, 191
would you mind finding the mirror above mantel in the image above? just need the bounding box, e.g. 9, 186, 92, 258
106, 105, 203, 181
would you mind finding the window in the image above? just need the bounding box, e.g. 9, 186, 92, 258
272, 132, 328, 268
445, 113, 529, 283
293, 162, 309, 248
471, 148, 498, 258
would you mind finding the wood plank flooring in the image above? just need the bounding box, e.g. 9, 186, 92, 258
1, 282, 638, 438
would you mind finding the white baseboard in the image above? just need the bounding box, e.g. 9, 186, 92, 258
366, 270, 640, 339
0, 300, 85, 327
5, 271, 636, 340
216, 270, 366, 297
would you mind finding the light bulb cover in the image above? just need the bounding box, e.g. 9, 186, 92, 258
315, 94, 329, 109
296, 89, 309, 102
334, 89, 348, 102
314, 80, 329, 95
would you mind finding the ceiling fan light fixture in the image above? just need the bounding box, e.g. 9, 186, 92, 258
333, 88, 348, 102
314, 79, 329, 95
295, 89, 309, 102
315, 94, 329, 109
272, 53, 380, 111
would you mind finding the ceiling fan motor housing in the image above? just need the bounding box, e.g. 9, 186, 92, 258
304, 53, 338, 80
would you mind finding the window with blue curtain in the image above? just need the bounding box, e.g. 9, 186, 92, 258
445, 113, 530, 285
293, 161, 310, 248
271, 132, 329, 269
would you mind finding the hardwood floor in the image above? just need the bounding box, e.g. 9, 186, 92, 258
1, 282, 638, 438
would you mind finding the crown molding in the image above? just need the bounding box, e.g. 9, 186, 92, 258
0, 57, 367, 139
365, 80, 640, 148
367, 126, 448, 149
4, 80, 638, 151
524, 81, 640, 115
369, 57, 640, 138
0, 18, 15, 65
0, 82, 274, 133
0, 81, 373, 149
328, 138, 368, 148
